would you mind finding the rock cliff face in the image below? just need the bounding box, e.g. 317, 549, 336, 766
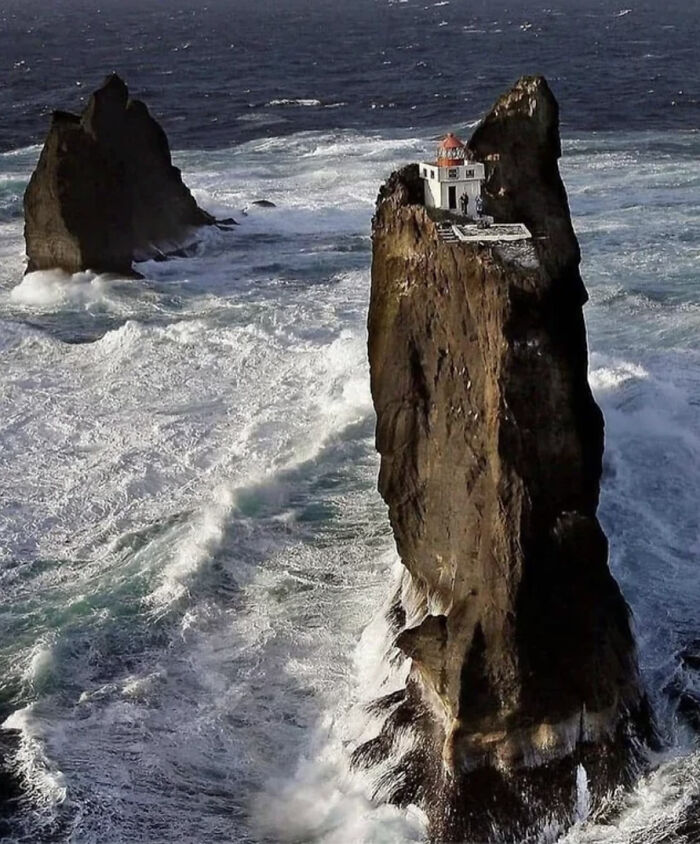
362, 76, 653, 841
24, 74, 215, 276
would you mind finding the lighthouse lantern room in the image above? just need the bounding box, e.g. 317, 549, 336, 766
419, 132, 486, 217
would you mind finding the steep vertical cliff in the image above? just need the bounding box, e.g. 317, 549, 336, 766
362, 76, 653, 841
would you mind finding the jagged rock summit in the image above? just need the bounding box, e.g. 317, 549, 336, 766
24, 73, 216, 276
362, 76, 654, 841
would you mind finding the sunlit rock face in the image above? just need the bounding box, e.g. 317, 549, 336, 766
24, 73, 214, 276
362, 76, 654, 842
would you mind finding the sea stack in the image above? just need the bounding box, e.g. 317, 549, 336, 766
362, 76, 653, 841
23, 73, 215, 276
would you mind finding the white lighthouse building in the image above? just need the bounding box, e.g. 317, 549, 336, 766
419, 132, 485, 217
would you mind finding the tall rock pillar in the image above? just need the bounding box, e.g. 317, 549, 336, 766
362, 76, 653, 841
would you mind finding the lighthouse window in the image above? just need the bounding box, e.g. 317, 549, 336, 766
465, 169, 474, 177
448, 168, 458, 179
422, 167, 427, 177
430, 169, 435, 179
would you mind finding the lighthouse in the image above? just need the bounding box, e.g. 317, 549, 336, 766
419, 132, 486, 216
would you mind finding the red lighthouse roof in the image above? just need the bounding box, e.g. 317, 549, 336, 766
439, 132, 465, 150
436, 132, 466, 166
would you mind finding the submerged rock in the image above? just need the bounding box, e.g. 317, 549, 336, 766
363, 76, 654, 841
24, 74, 216, 276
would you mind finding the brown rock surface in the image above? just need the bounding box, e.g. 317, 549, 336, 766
24, 74, 215, 276
362, 76, 653, 841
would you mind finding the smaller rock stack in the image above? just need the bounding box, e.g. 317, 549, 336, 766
24, 74, 216, 276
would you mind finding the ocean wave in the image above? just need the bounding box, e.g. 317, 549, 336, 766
146, 483, 236, 608
145, 322, 373, 611
251, 551, 425, 844
0, 317, 54, 352
21, 639, 56, 695
589, 359, 649, 392
0, 144, 42, 159
236, 111, 289, 127
263, 98, 348, 111
9, 269, 121, 309
560, 752, 700, 843
2, 705, 68, 809
266, 98, 323, 108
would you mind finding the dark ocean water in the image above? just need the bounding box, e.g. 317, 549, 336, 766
1, 0, 698, 152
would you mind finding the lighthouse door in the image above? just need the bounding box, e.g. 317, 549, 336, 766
448, 186, 457, 210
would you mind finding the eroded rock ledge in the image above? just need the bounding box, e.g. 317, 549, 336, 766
361, 76, 654, 841
24, 74, 217, 276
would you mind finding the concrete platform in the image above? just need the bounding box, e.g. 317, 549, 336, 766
451, 222, 531, 242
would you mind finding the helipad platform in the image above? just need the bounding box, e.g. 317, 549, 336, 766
450, 222, 531, 243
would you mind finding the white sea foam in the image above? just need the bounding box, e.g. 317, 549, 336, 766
254, 750, 426, 844
146, 322, 373, 610
10, 268, 118, 308
148, 483, 236, 607
251, 555, 423, 844
561, 752, 700, 843
575, 764, 591, 823
22, 640, 56, 694
266, 98, 323, 108
2, 705, 68, 808
589, 359, 649, 392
